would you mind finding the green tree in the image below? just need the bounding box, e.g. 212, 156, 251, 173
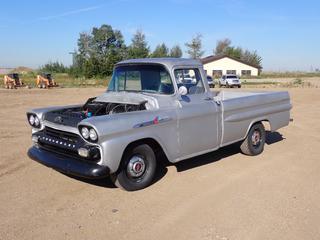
213, 38, 262, 68
241, 50, 262, 68
170, 45, 183, 58
214, 38, 231, 55
39, 61, 68, 73
224, 46, 243, 59
128, 30, 149, 59
74, 24, 127, 78
151, 43, 169, 57
185, 34, 204, 59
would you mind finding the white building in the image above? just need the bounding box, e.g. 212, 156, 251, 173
201, 55, 262, 77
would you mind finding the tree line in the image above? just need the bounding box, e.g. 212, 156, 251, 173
40, 24, 262, 78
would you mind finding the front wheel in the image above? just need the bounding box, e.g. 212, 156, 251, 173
111, 144, 157, 191
240, 122, 266, 156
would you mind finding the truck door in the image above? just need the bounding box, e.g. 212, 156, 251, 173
174, 68, 221, 159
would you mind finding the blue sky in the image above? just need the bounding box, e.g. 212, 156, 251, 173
1, 0, 319, 71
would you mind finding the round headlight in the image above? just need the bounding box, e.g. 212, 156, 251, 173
89, 128, 98, 141
81, 127, 89, 139
34, 116, 40, 126
29, 115, 35, 125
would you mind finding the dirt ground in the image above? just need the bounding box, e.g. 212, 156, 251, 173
0, 87, 319, 240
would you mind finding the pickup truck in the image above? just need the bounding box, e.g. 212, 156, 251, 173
27, 58, 292, 191
219, 74, 241, 88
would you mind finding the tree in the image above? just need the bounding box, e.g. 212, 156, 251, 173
151, 43, 169, 57
170, 45, 183, 58
74, 24, 127, 78
39, 61, 67, 73
185, 34, 204, 59
128, 30, 150, 59
213, 38, 262, 68
224, 46, 243, 59
214, 38, 231, 55
241, 50, 262, 68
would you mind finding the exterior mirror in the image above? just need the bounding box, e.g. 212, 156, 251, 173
178, 86, 188, 96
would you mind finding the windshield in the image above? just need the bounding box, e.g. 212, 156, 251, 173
227, 75, 237, 79
108, 64, 174, 94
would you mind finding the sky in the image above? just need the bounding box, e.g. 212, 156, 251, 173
0, 0, 319, 71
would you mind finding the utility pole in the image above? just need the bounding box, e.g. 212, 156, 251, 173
69, 51, 77, 67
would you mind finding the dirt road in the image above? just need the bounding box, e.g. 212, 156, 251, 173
0, 87, 319, 240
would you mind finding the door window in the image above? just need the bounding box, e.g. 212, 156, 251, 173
174, 68, 205, 95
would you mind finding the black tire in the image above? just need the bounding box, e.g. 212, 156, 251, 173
240, 122, 266, 156
111, 144, 157, 191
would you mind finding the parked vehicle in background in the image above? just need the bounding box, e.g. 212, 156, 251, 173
219, 74, 241, 88
27, 58, 291, 191
3, 73, 24, 89
36, 73, 58, 88
206, 76, 215, 88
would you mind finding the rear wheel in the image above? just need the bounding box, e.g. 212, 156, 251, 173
111, 144, 157, 191
240, 122, 266, 156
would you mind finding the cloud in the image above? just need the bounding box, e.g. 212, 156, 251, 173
36, 5, 103, 21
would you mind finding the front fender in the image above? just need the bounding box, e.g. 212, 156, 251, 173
80, 109, 179, 173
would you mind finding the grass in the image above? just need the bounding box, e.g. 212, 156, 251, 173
242, 81, 278, 85
247, 72, 320, 79
0, 73, 111, 88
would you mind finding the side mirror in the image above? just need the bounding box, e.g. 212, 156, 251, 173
178, 86, 188, 96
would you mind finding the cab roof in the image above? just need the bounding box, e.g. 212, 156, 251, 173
116, 58, 203, 69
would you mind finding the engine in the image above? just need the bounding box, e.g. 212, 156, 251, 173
44, 97, 147, 127
83, 97, 146, 116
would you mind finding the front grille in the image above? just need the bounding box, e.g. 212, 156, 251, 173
44, 127, 79, 144
34, 127, 100, 162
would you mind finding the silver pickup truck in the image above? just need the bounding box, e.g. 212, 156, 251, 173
27, 58, 292, 191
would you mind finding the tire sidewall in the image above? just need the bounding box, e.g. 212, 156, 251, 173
113, 144, 157, 191
247, 123, 266, 155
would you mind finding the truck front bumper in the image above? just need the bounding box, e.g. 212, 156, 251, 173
28, 146, 109, 179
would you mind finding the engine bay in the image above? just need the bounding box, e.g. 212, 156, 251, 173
44, 97, 147, 127
82, 97, 146, 116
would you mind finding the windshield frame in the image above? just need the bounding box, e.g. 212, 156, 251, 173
107, 63, 176, 96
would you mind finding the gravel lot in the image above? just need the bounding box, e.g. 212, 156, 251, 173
0, 87, 319, 240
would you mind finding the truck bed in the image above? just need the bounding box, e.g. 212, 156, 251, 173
216, 91, 292, 146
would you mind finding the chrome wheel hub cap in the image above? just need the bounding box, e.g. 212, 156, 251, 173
251, 130, 261, 146
127, 155, 146, 178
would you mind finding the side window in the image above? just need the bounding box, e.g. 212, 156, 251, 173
159, 69, 174, 94
174, 68, 205, 95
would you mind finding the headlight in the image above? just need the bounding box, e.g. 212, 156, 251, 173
79, 126, 98, 142
89, 128, 98, 141
34, 116, 40, 127
27, 113, 41, 128
29, 115, 35, 125
81, 127, 89, 139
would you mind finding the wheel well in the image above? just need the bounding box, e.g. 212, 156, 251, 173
246, 120, 270, 137
121, 138, 168, 166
